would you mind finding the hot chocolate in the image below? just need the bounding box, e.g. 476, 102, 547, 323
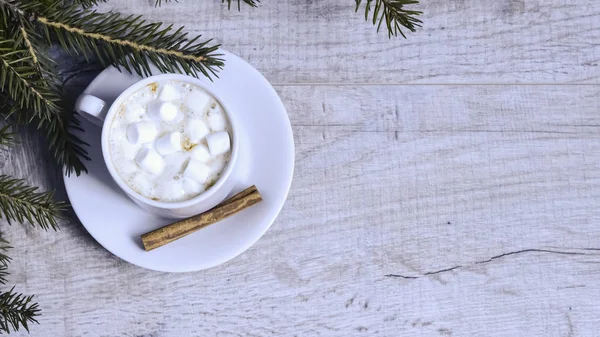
108, 80, 232, 202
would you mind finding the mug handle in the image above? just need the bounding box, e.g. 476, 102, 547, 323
74, 94, 107, 127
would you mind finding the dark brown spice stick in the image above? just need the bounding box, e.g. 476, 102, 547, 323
141, 186, 262, 251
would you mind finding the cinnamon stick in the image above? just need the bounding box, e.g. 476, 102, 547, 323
141, 185, 262, 251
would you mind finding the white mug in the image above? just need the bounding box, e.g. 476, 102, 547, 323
74, 74, 240, 219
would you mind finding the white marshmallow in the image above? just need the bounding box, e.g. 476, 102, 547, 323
127, 122, 157, 145
136, 93, 154, 107
155, 132, 182, 155
164, 154, 188, 175
158, 84, 182, 101
183, 159, 210, 184
135, 148, 165, 175
130, 173, 153, 196
184, 119, 210, 143
147, 100, 178, 122
190, 144, 211, 163
110, 127, 126, 143
125, 103, 145, 122
158, 180, 185, 200
206, 131, 231, 156
182, 178, 205, 195
120, 161, 138, 174
207, 110, 227, 131
121, 140, 139, 159
185, 91, 211, 114
210, 156, 227, 176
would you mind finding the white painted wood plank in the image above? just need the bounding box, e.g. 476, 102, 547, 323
280, 85, 600, 133
3, 85, 599, 336
96, 0, 600, 84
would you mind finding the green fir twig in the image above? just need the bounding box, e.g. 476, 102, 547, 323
0, 287, 40, 334
0, 175, 67, 230
37, 5, 223, 78
156, 0, 259, 10
0, 235, 11, 285
0, 7, 89, 175
222, 0, 260, 10
0, 125, 13, 147
355, 0, 422, 38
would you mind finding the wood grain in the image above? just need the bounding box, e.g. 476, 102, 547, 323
2, 1, 600, 336
95, 0, 600, 84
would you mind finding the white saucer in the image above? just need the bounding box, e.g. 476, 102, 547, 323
64, 50, 294, 272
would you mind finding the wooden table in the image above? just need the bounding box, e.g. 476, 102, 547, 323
4, 1, 600, 336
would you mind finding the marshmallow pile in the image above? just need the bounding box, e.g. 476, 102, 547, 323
109, 81, 232, 202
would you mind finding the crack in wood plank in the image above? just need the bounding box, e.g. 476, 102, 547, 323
474, 249, 586, 264
423, 265, 462, 276
384, 274, 418, 279
385, 248, 598, 280
566, 312, 574, 337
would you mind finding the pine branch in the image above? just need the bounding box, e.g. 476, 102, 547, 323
0, 124, 13, 147
0, 234, 10, 285
13, 23, 58, 82
0, 267, 7, 289
154, 0, 175, 6
155, 0, 259, 9
0, 287, 39, 334
0, 28, 89, 175
0, 231, 40, 334
39, 101, 90, 176
17, 27, 38, 68
0, 18, 60, 121
0, 0, 38, 24
222, 0, 260, 10
355, 0, 422, 38
71, 0, 108, 8
0, 175, 67, 230
0, 91, 19, 122
0, 0, 22, 16
38, 6, 223, 78
15, 26, 90, 176
0, 97, 89, 177
0, 233, 39, 334
0, 35, 61, 122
